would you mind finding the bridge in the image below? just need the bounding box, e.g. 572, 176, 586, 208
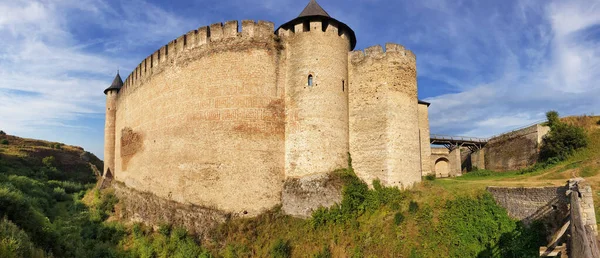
430, 134, 488, 152
428, 134, 488, 178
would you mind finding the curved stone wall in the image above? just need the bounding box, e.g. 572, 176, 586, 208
113, 20, 285, 216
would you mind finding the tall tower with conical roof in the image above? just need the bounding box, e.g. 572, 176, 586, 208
278, 0, 356, 178
103, 72, 122, 178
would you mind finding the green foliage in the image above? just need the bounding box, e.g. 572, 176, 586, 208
0, 218, 43, 258
311, 169, 407, 227
0, 131, 5, 135
424, 174, 436, 181
1, 139, 8, 145
158, 223, 172, 236
393, 212, 405, 225
52, 143, 62, 150
539, 111, 588, 162
42, 156, 56, 168
545, 110, 560, 127
438, 193, 544, 257
408, 201, 419, 214
222, 244, 250, 258
270, 239, 291, 258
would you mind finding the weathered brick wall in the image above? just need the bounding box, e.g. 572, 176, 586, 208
484, 124, 549, 171
113, 21, 285, 217
348, 43, 421, 188
113, 182, 228, 238
486, 186, 568, 227
279, 20, 350, 178
418, 103, 432, 176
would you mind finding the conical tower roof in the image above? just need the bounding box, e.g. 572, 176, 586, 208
278, 0, 357, 50
298, 0, 330, 18
104, 72, 123, 94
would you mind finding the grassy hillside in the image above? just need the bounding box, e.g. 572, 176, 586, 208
1, 115, 599, 257
0, 132, 125, 257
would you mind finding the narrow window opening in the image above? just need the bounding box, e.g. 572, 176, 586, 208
303, 21, 310, 32
183, 34, 187, 46
151, 55, 153, 68
342, 80, 345, 92
308, 75, 313, 87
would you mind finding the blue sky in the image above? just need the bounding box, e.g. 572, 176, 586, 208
0, 0, 599, 159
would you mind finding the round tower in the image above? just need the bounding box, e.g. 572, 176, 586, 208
279, 0, 357, 177
103, 72, 122, 178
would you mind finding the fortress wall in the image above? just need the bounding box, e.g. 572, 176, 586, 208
113, 20, 285, 216
484, 124, 549, 171
349, 43, 421, 188
418, 103, 432, 176
281, 19, 351, 178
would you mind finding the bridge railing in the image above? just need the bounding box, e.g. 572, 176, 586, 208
430, 134, 489, 143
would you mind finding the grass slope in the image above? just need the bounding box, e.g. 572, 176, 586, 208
2, 115, 599, 257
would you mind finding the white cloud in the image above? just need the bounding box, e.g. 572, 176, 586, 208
423, 0, 600, 137
0, 0, 197, 157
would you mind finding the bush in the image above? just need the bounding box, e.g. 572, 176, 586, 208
270, 239, 291, 258
42, 156, 56, 168
0, 218, 40, 258
394, 212, 405, 225
0, 131, 5, 135
539, 111, 588, 162
424, 174, 436, 181
158, 223, 172, 236
311, 167, 408, 227
1, 139, 8, 145
408, 201, 419, 214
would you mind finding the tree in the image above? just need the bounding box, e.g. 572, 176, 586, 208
539, 111, 587, 162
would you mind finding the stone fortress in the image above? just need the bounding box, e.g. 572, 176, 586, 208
102, 0, 436, 218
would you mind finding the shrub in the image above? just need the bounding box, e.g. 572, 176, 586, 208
424, 174, 436, 181
270, 239, 291, 258
311, 167, 407, 227
539, 111, 587, 162
42, 156, 56, 168
394, 212, 405, 225
158, 223, 171, 236
0, 218, 39, 258
1, 139, 8, 145
0, 130, 5, 135
408, 201, 419, 214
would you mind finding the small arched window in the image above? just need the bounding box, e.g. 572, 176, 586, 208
308, 75, 313, 87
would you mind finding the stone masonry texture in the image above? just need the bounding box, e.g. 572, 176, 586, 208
103, 15, 428, 219
484, 124, 550, 171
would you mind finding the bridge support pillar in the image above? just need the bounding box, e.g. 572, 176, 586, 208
471, 149, 485, 170
450, 148, 462, 177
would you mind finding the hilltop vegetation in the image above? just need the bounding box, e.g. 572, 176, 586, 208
0, 114, 599, 257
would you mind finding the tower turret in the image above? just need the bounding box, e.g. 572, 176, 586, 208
103, 72, 122, 178
278, 0, 355, 177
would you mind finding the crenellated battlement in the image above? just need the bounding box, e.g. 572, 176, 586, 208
120, 20, 276, 94
276, 19, 350, 41
349, 43, 416, 65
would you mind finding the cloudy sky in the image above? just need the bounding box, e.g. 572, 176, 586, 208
0, 0, 598, 158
